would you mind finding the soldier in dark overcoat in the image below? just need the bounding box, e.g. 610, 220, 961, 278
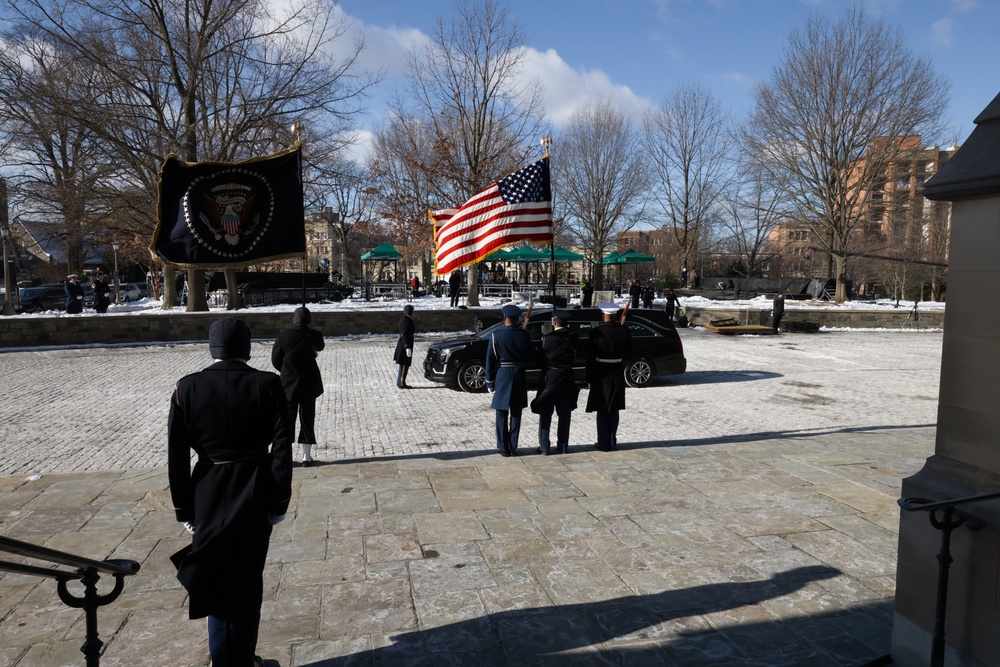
772, 292, 785, 331
393, 304, 416, 388
531, 310, 579, 454
449, 271, 463, 307
64, 274, 84, 313
486, 304, 534, 456
92, 272, 112, 312
586, 303, 633, 451
169, 318, 293, 667
271, 307, 325, 466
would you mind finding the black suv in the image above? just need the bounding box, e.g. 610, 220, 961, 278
423, 307, 686, 392
17, 284, 68, 313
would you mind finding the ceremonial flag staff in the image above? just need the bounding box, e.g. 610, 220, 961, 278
291, 122, 307, 308
541, 136, 556, 300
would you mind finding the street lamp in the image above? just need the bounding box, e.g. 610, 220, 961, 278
112, 243, 121, 304
1, 224, 14, 315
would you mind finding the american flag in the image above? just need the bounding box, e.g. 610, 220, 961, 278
433, 158, 553, 275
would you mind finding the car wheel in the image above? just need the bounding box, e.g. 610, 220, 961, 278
456, 359, 487, 393
624, 358, 654, 388
124, 296, 131, 302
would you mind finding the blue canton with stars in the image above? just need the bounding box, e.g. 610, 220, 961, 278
496, 160, 551, 204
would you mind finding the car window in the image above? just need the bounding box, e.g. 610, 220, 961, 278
568, 321, 595, 334
525, 322, 546, 341
625, 322, 657, 338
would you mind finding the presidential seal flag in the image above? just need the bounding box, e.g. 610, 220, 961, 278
434, 158, 553, 276
150, 146, 306, 268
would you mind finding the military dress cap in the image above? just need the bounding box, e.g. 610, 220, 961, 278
209, 317, 252, 360
67, 274, 78, 279
599, 302, 621, 314
552, 310, 571, 320
501, 304, 522, 318
403, 304, 414, 315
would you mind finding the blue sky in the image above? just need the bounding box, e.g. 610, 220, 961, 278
335, 0, 997, 158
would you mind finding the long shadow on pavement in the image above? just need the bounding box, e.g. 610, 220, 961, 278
296, 565, 893, 666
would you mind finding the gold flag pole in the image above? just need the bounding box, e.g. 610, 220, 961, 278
540, 136, 556, 300
292, 122, 307, 307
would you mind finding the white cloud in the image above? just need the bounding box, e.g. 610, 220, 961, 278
342, 129, 375, 166
519, 47, 652, 128
931, 18, 954, 47
951, 0, 978, 12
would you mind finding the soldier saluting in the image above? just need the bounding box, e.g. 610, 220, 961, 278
586, 302, 633, 451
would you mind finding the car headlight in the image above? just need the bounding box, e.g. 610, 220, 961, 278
438, 345, 462, 362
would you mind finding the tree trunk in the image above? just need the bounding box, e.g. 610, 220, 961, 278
466, 261, 480, 306
187, 268, 208, 312
594, 262, 604, 291
162, 265, 177, 308
224, 268, 244, 310
834, 255, 849, 303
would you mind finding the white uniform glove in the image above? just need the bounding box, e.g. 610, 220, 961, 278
182, 521, 196, 535
406, 348, 412, 358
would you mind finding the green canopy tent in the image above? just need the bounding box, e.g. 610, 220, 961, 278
360, 243, 404, 300
599, 249, 655, 291
502, 245, 550, 285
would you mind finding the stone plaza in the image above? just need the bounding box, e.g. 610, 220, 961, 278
0, 326, 943, 665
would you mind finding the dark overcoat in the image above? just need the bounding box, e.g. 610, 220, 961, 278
92, 279, 112, 311
586, 321, 633, 413
64, 281, 84, 313
168, 360, 293, 619
531, 326, 579, 413
393, 315, 415, 365
485, 324, 533, 410
271, 325, 325, 400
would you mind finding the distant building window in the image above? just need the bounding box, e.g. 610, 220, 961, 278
895, 178, 909, 190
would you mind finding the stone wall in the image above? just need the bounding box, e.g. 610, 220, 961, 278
0, 305, 943, 348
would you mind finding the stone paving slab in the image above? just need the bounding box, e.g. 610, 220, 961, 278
0, 330, 943, 665
0, 429, 933, 666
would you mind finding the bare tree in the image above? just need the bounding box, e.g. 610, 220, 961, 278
396, 0, 544, 306
318, 159, 378, 282
0, 41, 119, 275
717, 159, 787, 278
557, 99, 648, 291
644, 82, 733, 280
745, 6, 949, 301
5, 0, 374, 309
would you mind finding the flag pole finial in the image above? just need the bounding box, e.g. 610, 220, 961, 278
290, 122, 304, 146
540, 136, 552, 159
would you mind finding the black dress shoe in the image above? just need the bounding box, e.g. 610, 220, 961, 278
302, 459, 316, 467
500, 450, 510, 457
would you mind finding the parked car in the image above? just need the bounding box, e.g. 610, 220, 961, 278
115, 283, 142, 302
423, 307, 686, 392
18, 284, 68, 313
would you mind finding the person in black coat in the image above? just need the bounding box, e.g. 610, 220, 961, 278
665, 288, 678, 320
586, 303, 633, 451
168, 318, 292, 667
641, 283, 654, 309
531, 310, 579, 454
64, 274, 84, 313
394, 304, 416, 388
92, 272, 112, 312
486, 304, 534, 456
772, 292, 785, 331
271, 307, 325, 466
449, 271, 463, 307
581, 279, 594, 308
628, 280, 641, 308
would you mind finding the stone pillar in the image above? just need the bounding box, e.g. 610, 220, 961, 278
893, 93, 1000, 666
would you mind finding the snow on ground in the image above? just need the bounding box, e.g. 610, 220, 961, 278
7, 290, 945, 319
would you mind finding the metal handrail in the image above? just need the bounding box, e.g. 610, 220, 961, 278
898, 490, 1000, 667
0, 535, 140, 667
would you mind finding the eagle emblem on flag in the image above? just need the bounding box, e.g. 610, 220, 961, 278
151, 147, 305, 268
